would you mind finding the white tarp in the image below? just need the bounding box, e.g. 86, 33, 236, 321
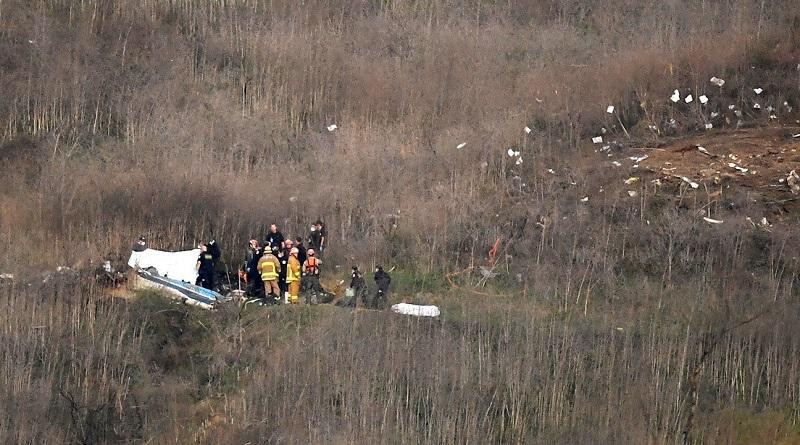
391, 303, 440, 318
127, 248, 200, 283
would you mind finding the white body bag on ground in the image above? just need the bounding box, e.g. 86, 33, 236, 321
391, 303, 441, 317
127, 248, 200, 283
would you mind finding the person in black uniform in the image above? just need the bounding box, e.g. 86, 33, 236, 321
265, 224, 285, 251
245, 239, 264, 297
295, 236, 307, 266
276, 246, 289, 300
196, 244, 215, 290
373, 265, 391, 309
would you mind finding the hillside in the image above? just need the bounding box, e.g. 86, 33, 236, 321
2, 0, 800, 443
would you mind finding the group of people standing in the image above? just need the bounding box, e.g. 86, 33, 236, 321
193, 220, 392, 308
244, 221, 327, 304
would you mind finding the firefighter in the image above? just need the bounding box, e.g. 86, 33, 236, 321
286, 247, 302, 304
352, 266, 367, 307
258, 247, 281, 301
196, 244, 215, 290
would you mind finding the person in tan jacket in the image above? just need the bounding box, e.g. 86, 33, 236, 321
286, 247, 302, 304
257, 249, 281, 300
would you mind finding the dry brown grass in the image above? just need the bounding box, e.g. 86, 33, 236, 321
2, 0, 800, 443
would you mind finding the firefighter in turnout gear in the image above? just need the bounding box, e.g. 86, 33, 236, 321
258, 248, 281, 300
286, 247, 302, 304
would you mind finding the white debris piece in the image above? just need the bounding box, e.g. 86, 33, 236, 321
699, 95, 709, 104
524, 126, 532, 134
627, 190, 638, 197
507, 148, 521, 157
753, 103, 761, 109
0, 273, 14, 281
703, 217, 724, 224
648, 124, 658, 131
547, 168, 555, 174
697, 146, 710, 155
128, 248, 202, 283
606, 105, 615, 114
327, 124, 338, 131
685, 94, 694, 104
788, 170, 800, 194
592, 136, 604, 144
705, 123, 713, 129
515, 157, 523, 165
624, 177, 639, 185
728, 163, 749, 173
391, 303, 440, 318
770, 115, 778, 120
710, 77, 726, 87
629, 155, 648, 163
671, 90, 681, 103
580, 196, 589, 202
760, 217, 771, 228
728, 104, 736, 110
611, 161, 622, 167
753, 88, 763, 95
456, 142, 467, 149
793, 134, 800, 138
710, 111, 720, 118
680, 176, 700, 189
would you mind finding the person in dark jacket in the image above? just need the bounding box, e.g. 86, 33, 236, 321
265, 224, 285, 251
295, 237, 307, 265
373, 265, 391, 309
276, 246, 289, 301
245, 239, 264, 297
196, 244, 215, 290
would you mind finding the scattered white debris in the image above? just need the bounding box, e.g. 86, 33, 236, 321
289, 196, 298, 202
456, 142, 467, 149
627, 190, 638, 197
327, 124, 338, 131
507, 148, 521, 157
0, 273, 14, 281
629, 155, 648, 163
746, 216, 756, 228
753, 88, 763, 95
611, 161, 622, 167
515, 157, 523, 165
685, 94, 694, 104
648, 124, 658, 131
753, 103, 761, 109
535, 97, 543, 103
671, 90, 681, 103
606, 105, 615, 114
651, 179, 662, 186
703, 217, 724, 224
592, 136, 604, 144
760, 217, 771, 228
705, 123, 713, 129
580, 196, 589, 202
770, 115, 778, 120
710, 111, 720, 118
391, 303, 440, 318
710, 77, 726, 87
728, 104, 736, 110
524, 126, 532, 134
680, 176, 700, 189
547, 168, 555, 174
699, 95, 709, 104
